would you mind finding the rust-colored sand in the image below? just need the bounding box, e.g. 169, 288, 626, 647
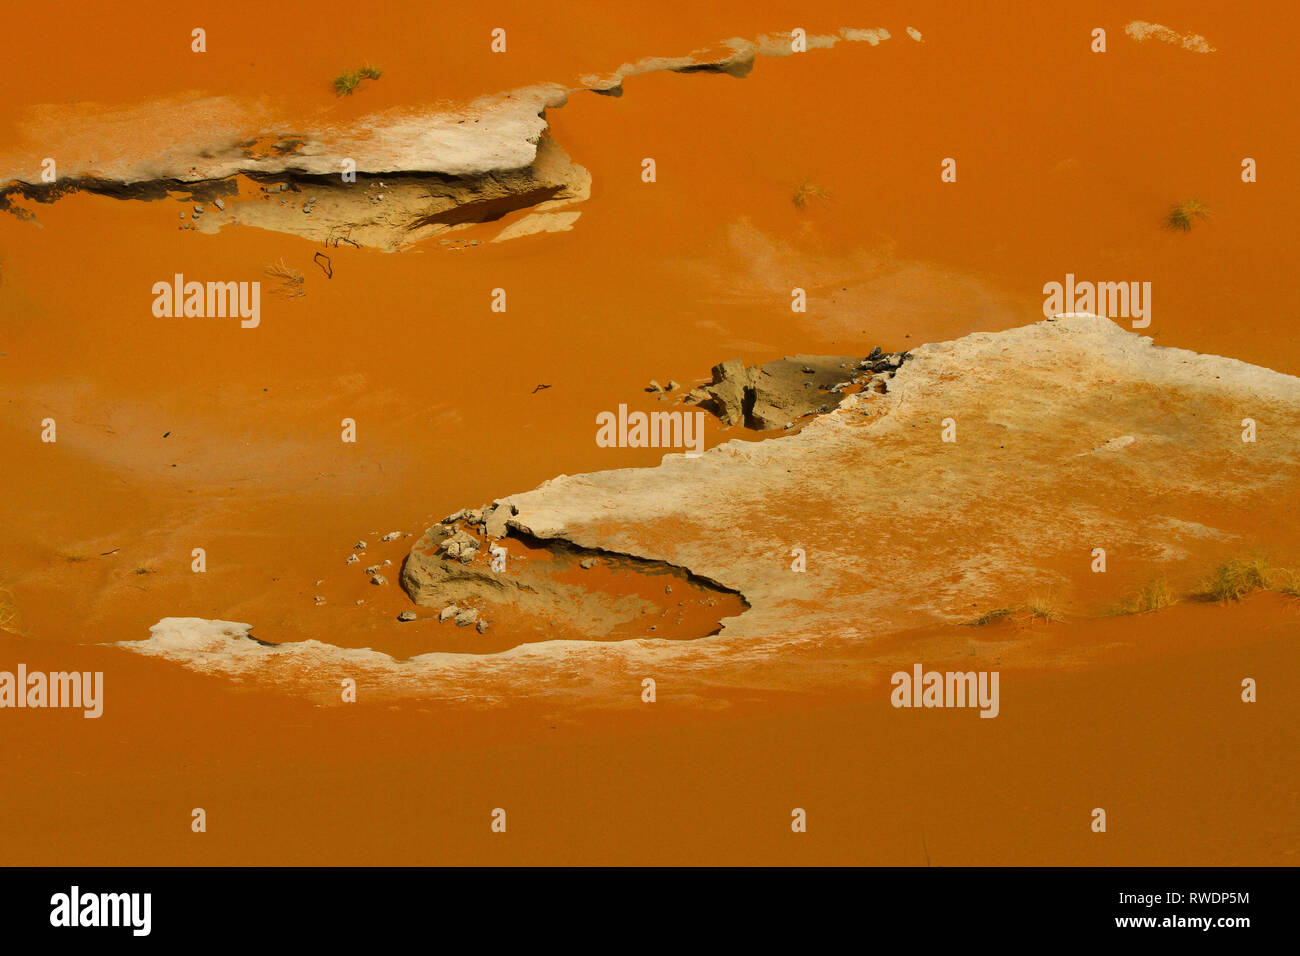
1, 0, 1296, 863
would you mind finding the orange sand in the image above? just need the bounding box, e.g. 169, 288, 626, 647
1, 0, 1296, 864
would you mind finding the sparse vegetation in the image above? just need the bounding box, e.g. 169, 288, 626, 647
1117, 576, 1176, 615
1275, 568, 1300, 597
963, 598, 1061, 627
333, 65, 383, 97
1165, 198, 1211, 232
0, 589, 19, 634
1201, 554, 1273, 602
265, 259, 305, 297
1024, 596, 1062, 622
792, 180, 831, 208
133, 567, 154, 576
965, 607, 1016, 627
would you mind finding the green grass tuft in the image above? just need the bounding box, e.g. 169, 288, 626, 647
1165, 198, 1211, 232
334, 65, 383, 96
333, 72, 361, 96
1202, 554, 1271, 602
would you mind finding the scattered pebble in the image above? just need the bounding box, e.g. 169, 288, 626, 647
381, 531, 401, 542
370, 574, 388, 586
364, 565, 380, 575
346, 554, 359, 565
439, 606, 460, 622
398, 611, 417, 622
476, 618, 489, 634
213, 198, 226, 211
354, 541, 367, 550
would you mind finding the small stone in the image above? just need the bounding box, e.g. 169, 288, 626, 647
666, 380, 680, 392
314, 595, 325, 603
439, 606, 460, 622
664, 584, 672, 594
398, 611, 417, 622
441, 530, 480, 564
382, 559, 391, 567
354, 541, 367, 550
646, 379, 664, 393
355, 599, 365, 605
485, 501, 515, 539
346, 554, 359, 564
213, 198, 226, 211
193, 205, 205, 214
802, 366, 815, 374
364, 565, 380, 575
580, 557, 597, 569
455, 607, 479, 627
178, 211, 186, 219
476, 619, 489, 634
381, 531, 401, 542
370, 574, 388, 586
315, 580, 322, 586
